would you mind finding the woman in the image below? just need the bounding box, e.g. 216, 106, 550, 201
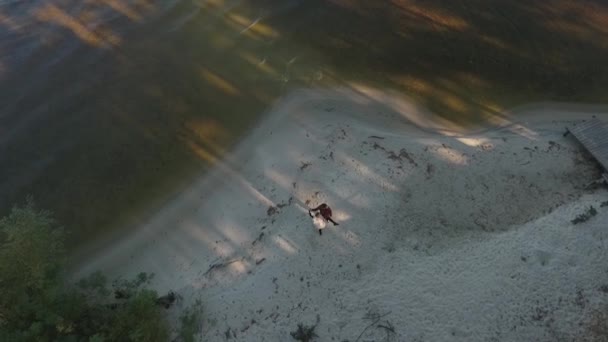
309, 203, 339, 235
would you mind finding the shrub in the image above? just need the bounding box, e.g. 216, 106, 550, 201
0, 199, 172, 341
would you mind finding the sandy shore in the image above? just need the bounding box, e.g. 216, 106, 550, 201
74, 87, 608, 341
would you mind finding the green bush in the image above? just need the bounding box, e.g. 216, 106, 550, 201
0, 198, 68, 340
0, 199, 175, 341
106, 289, 168, 342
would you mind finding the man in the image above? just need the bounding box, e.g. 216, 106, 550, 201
309, 203, 339, 235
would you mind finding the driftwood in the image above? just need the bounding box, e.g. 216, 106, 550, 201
156, 291, 178, 309
111, 289, 179, 309
203, 258, 245, 276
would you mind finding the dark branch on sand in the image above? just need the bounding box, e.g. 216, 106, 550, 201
355, 311, 392, 342
203, 258, 245, 276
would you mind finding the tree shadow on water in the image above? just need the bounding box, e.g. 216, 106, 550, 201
266, 0, 608, 122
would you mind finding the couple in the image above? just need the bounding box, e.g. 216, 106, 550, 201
308, 203, 339, 235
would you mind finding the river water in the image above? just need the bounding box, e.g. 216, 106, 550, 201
1, 0, 607, 248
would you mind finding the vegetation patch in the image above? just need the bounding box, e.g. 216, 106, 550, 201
0, 199, 198, 341
571, 206, 597, 224
290, 323, 318, 342
178, 300, 203, 342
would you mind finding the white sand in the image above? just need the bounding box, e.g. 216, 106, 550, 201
75, 87, 608, 341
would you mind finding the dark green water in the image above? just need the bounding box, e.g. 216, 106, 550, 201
1, 0, 607, 250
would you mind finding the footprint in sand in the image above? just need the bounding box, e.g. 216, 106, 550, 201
534, 250, 553, 266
